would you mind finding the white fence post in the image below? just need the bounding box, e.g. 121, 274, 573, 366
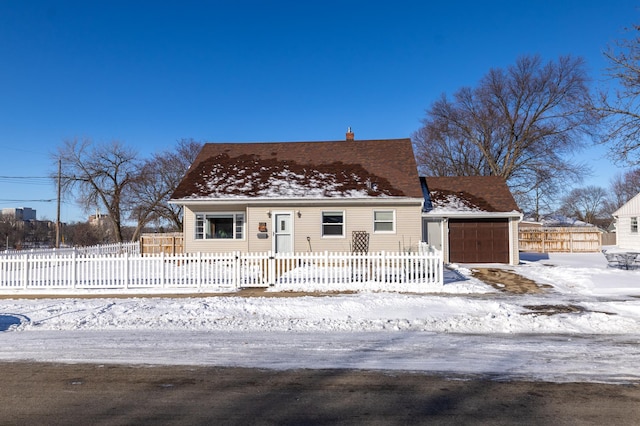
234, 251, 240, 289
21, 254, 29, 290
124, 252, 130, 290
197, 252, 202, 291
269, 252, 275, 286
161, 252, 166, 289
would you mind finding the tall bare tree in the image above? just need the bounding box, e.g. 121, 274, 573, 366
55, 138, 139, 242
414, 55, 598, 205
597, 24, 640, 165
559, 186, 609, 225
126, 138, 202, 239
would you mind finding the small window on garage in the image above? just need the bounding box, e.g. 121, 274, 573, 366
322, 211, 344, 237
373, 210, 395, 233
632, 217, 638, 233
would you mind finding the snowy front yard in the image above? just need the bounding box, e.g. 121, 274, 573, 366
1, 252, 639, 383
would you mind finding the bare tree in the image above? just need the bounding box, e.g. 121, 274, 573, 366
413, 55, 598, 203
0, 213, 21, 249
597, 24, 640, 165
516, 169, 564, 222
603, 168, 640, 214
55, 138, 140, 242
63, 221, 108, 247
126, 138, 202, 239
559, 186, 609, 225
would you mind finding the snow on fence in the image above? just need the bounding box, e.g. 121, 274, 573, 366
0, 249, 443, 294
1, 241, 140, 257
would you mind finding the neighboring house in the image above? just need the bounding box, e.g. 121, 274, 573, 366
613, 192, 640, 251
170, 134, 424, 254
421, 176, 522, 265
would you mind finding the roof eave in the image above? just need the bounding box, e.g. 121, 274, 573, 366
422, 210, 523, 219
171, 197, 424, 206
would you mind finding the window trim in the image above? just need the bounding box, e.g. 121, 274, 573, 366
373, 210, 396, 233
631, 217, 638, 233
321, 210, 345, 238
195, 212, 245, 240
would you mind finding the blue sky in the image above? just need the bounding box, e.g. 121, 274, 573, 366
1, 0, 638, 222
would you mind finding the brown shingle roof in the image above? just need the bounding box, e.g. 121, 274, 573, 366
171, 138, 422, 200
423, 176, 520, 212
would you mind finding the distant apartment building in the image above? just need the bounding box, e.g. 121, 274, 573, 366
1, 207, 59, 249
2, 207, 37, 221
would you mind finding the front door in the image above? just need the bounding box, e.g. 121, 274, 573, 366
274, 213, 293, 253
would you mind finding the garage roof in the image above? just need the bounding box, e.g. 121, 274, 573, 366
421, 176, 521, 213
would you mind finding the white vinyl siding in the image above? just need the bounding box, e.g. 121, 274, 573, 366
182, 202, 423, 254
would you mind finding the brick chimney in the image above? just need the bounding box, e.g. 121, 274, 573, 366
346, 127, 354, 141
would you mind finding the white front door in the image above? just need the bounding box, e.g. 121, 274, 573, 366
274, 213, 293, 253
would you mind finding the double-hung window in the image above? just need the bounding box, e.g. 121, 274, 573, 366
195, 213, 245, 240
632, 217, 638, 233
322, 211, 344, 237
373, 210, 395, 233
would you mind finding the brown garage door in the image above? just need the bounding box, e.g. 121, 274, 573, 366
449, 219, 509, 263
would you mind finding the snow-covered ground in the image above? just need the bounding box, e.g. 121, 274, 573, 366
1, 251, 639, 384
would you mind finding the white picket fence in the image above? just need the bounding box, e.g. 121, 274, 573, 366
0, 249, 444, 294
1, 241, 140, 257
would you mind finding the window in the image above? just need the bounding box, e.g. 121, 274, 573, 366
195, 213, 245, 240
322, 211, 344, 237
632, 217, 638, 233
373, 210, 395, 232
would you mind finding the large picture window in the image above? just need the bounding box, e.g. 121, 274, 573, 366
373, 210, 395, 232
322, 211, 344, 237
195, 213, 245, 240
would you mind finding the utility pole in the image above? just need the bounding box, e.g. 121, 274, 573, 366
56, 159, 61, 248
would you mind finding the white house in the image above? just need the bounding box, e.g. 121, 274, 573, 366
170, 133, 425, 255
613, 192, 640, 251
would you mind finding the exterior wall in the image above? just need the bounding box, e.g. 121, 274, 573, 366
183, 202, 423, 254
509, 217, 520, 265
282, 204, 422, 253
614, 193, 640, 251
615, 216, 640, 251
422, 215, 520, 266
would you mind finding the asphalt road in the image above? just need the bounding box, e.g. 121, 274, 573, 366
1, 363, 639, 425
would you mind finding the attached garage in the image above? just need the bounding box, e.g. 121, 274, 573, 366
449, 218, 509, 263
420, 176, 522, 265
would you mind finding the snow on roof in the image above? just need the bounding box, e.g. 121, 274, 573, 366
185, 153, 402, 199
428, 191, 484, 213
422, 176, 521, 214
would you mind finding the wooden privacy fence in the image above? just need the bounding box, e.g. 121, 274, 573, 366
519, 227, 602, 253
139, 233, 183, 255
0, 249, 444, 294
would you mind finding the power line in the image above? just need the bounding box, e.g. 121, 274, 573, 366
0, 176, 52, 186
0, 199, 56, 202
0, 175, 50, 179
